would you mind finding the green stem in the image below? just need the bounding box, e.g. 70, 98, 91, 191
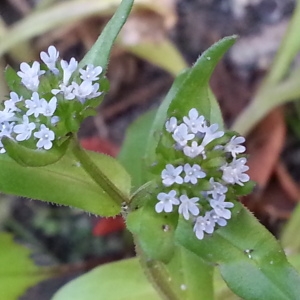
135, 239, 180, 300
71, 135, 129, 205
281, 203, 300, 254
265, 0, 300, 85
232, 2, 300, 135
232, 68, 300, 135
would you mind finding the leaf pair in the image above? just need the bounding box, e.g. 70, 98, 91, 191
120, 36, 300, 299
0, 0, 134, 216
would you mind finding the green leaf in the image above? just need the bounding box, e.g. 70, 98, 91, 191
145, 36, 234, 168
4, 66, 20, 92
52, 258, 160, 300
2, 137, 70, 167
280, 202, 300, 254
289, 255, 300, 274
145, 69, 189, 168
213, 268, 240, 300
0, 232, 50, 300
128, 188, 214, 299
165, 247, 214, 300
140, 246, 214, 300
166, 36, 235, 121
79, 0, 134, 72
118, 109, 156, 190
127, 183, 178, 262
119, 38, 188, 76
0, 150, 130, 216
175, 202, 300, 300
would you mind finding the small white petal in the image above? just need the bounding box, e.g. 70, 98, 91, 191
155, 190, 180, 213
13, 115, 36, 141
183, 141, 205, 158
178, 194, 200, 220
172, 124, 195, 146
52, 83, 75, 100
40, 97, 57, 117
193, 212, 215, 240
61, 58, 78, 84
161, 164, 183, 187
207, 178, 228, 199
72, 81, 95, 103
221, 158, 250, 186
201, 123, 224, 147
34, 124, 55, 150
40, 45, 59, 74
165, 117, 177, 133
210, 195, 234, 219
79, 64, 102, 81
210, 210, 228, 226
184, 163, 206, 184
25, 92, 44, 118
17, 62, 45, 91
224, 135, 246, 158
183, 109, 206, 133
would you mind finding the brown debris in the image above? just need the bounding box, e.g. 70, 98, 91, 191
246, 107, 286, 192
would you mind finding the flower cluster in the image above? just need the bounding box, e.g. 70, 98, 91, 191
0, 46, 103, 153
155, 108, 250, 240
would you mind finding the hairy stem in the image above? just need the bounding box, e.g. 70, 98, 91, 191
71, 135, 129, 205
135, 240, 180, 300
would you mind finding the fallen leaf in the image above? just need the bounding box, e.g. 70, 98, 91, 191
246, 107, 286, 192
80, 137, 119, 157
93, 216, 125, 236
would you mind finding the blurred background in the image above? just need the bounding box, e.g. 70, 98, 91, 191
0, 0, 299, 298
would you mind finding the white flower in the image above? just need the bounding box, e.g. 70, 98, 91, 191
87, 82, 102, 99
61, 58, 78, 85
18, 61, 45, 78
172, 123, 195, 146
40, 97, 57, 117
25, 92, 44, 118
207, 178, 228, 199
72, 81, 95, 103
0, 142, 5, 153
155, 190, 180, 213
221, 157, 250, 186
193, 212, 215, 240
224, 135, 246, 158
17, 61, 45, 91
161, 164, 183, 186
22, 76, 40, 92
34, 124, 55, 150
183, 141, 205, 158
0, 138, 5, 153
51, 116, 60, 125
201, 123, 224, 147
40, 45, 59, 74
183, 108, 206, 133
184, 163, 206, 184
13, 115, 36, 141
209, 194, 234, 219
165, 117, 177, 133
0, 121, 15, 152
4, 92, 22, 112
0, 121, 14, 137
209, 210, 228, 227
79, 64, 102, 81
52, 83, 75, 100
9, 92, 23, 103
178, 194, 200, 220
0, 108, 16, 123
